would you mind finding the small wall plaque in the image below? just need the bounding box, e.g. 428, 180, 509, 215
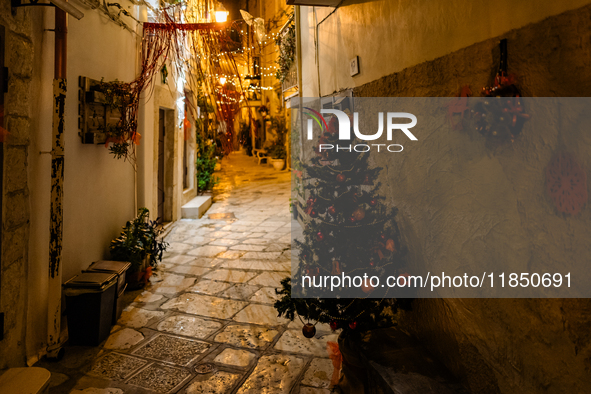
350, 56, 360, 77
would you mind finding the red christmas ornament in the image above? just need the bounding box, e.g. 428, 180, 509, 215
327, 206, 336, 216
349, 321, 357, 330
369, 199, 377, 207
330, 320, 339, 331
348, 216, 356, 224
380, 233, 387, 241
302, 323, 316, 338
546, 152, 588, 216
369, 260, 375, 267
317, 232, 324, 241
352, 207, 365, 221
361, 281, 376, 294
310, 210, 318, 218
336, 174, 346, 183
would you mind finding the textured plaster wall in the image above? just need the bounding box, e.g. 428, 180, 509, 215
299, 0, 591, 97
351, 5, 591, 394
25, 4, 139, 364
0, 2, 42, 368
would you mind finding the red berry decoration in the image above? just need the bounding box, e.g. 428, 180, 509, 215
327, 206, 336, 216
317, 232, 324, 241
330, 320, 338, 331
369, 199, 377, 207
302, 323, 316, 338
336, 174, 346, 183
349, 321, 357, 330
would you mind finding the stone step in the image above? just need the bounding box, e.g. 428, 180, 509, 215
181, 195, 212, 219
0, 367, 51, 394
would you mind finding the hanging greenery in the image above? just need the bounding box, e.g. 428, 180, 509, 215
275, 15, 296, 83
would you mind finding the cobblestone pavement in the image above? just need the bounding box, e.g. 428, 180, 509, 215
60, 152, 338, 394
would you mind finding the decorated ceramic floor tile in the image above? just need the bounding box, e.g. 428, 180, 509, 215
133, 334, 211, 366
161, 293, 248, 319
184, 371, 241, 394
236, 354, 305, 394
187, 279, 232, 295
89, 353, 147, 381
274, 329, 339, 357
104, 328, 144, 350
126, 363, 192, 393
203, 269, 259, 283
214, 324, 279, 348
301, 358, 335, 388
213, 348, 256, 367
157, 314, 222, 339
117, 306, 165, 329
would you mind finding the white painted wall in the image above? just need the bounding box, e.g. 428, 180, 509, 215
299, 0, 591, 97
26, 3, 156, 362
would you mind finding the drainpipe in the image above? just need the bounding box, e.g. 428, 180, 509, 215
46, 7, 67, 360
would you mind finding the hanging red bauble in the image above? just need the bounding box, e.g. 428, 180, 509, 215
352, 207, 365, 221
361, 282, 376, 294
349, 321, 357, 330
348, 216, 356, 224
369, 199, 377, 207
369, 260, 375, 267
310, 210, 318, 218
546, 152, 587, 216
385, 239, 396, 252
380, 233, 386, 241
302, 323, 316, 338
330, 320, 339, 331
327, 206, 336, 216
317, 232, 324, 241
336, 174, 346, 183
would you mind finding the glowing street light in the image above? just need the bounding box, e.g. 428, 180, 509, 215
215, 2, 229, 23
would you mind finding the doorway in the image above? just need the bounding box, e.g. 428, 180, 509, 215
157, 109, 165, 221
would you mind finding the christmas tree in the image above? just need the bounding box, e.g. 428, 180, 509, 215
275, 111, 412, 339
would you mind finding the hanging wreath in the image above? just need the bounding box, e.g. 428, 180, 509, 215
546, 152, 588, 216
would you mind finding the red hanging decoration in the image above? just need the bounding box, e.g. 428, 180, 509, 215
546, 152, 588, 216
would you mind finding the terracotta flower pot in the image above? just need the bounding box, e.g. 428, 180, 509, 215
271, 158, 285, 170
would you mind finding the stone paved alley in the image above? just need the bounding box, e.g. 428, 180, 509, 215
42, 152, 337, 394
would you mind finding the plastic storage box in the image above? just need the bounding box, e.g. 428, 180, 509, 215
63, 272, 118, 346
84, 260, 131, 324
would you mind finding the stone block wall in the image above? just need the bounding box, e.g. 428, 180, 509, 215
353, 5, 591, 393
0, 4, 40, 368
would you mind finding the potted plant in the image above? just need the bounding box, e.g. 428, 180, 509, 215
269, 142, 287, 170
110, 208, 168, 289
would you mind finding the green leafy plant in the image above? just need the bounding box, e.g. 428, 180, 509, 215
196, 132, 219, 192
110, 208, 168, 273
275, 14, 296, 83
269, 116, 287, 159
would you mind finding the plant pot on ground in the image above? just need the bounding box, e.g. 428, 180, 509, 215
110, 208, 168, 290
268, 142, 287, 170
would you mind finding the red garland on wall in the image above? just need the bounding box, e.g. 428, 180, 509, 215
546, 152, 588, 216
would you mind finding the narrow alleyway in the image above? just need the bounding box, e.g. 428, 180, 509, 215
45, 152, 337, 394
